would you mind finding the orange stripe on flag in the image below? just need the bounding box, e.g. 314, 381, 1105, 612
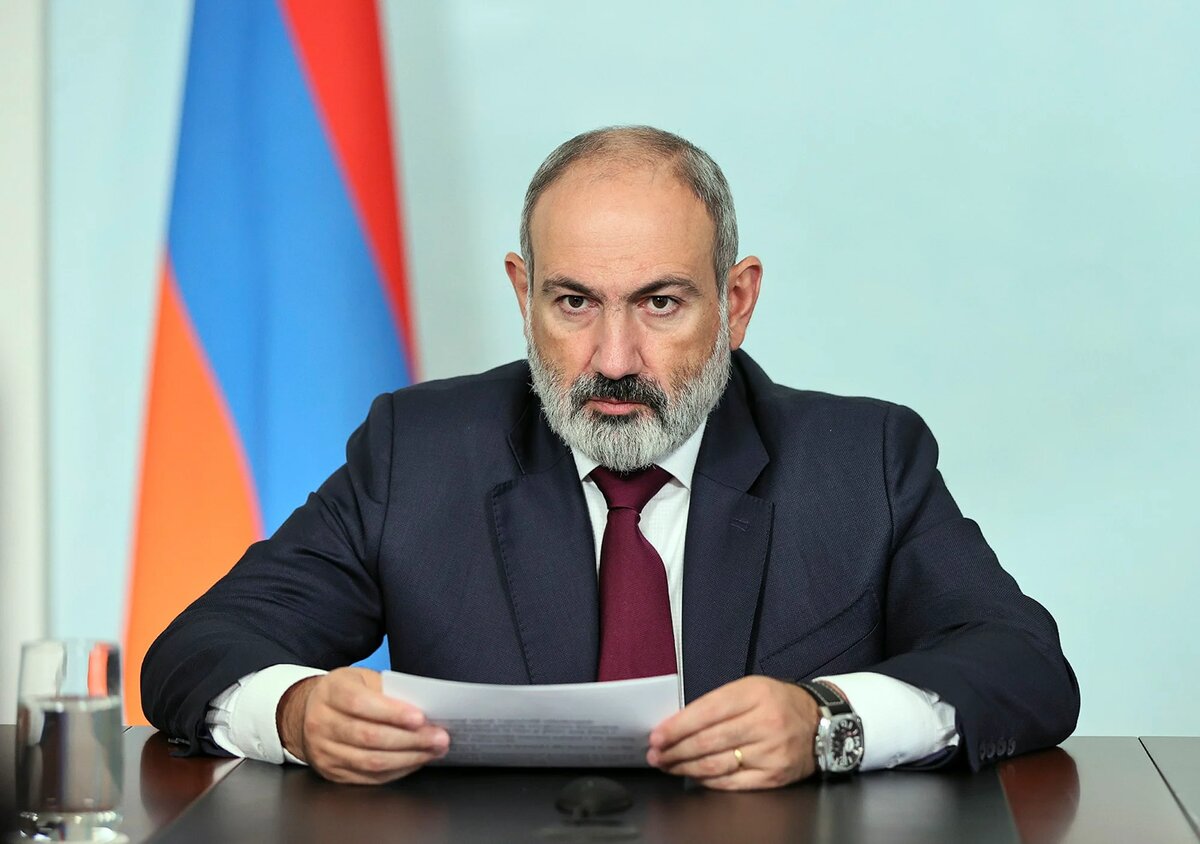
124, 264, 262, 725
87, 643, 110, 697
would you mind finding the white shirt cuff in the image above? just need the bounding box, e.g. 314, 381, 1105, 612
206, 664, 328, 765
819, 671, 959, 770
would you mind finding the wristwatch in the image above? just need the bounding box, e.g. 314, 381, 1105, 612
796, 680, 864, 775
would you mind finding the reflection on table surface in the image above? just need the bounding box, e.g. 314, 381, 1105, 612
4, 728, 1199, 843
1002, 737, 1197, 844
1142, 737, 1200, 836
128, 729, 238, 840
144, 757, 1017, 844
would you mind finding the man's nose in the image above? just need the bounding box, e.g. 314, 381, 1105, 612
590, 311, 643, 381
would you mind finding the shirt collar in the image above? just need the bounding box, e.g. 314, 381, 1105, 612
571, 420, 708, 490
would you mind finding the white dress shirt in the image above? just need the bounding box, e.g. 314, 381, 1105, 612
208, 422, 959, 770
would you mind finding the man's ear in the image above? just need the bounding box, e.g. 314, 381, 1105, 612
725, 256, 763, 350
505, 252, 529, 320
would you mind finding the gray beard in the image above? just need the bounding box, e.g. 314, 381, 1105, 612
526, 316, 731, 473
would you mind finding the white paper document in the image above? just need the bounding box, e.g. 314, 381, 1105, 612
381, 671, 679, 767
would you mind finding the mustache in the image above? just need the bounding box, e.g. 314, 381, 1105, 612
569, 374, 668, 416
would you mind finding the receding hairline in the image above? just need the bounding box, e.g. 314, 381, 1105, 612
552, 129, 692, 174
519, 126, 739, 292
527, 156, 705, 228
528, 128, 702, 206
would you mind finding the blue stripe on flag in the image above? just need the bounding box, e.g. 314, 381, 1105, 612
168, 0, 411, 537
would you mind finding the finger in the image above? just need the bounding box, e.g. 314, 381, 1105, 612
325, 718, 449, 754
650, 680, 760, 750
658, 745, 747, 780
337, 744, 446, 777
692, 768, 776, 792
667, 739, 816, 790
308, 726, 451, 783
320, 766, 419, 786
324, 676, 426, 728
650, 713, 757, 767
318, 745, 445, 785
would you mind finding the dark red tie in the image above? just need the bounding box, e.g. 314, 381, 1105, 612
591, 465, 677, 681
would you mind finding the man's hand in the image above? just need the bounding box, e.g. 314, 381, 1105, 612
276, 667, 449, 784
647, 676, 820, 790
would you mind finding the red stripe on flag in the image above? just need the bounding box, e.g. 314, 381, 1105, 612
280, 0, 419, 375
124, 263, 263, 724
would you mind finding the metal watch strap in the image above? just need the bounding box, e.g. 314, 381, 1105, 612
796, 680, 852, 716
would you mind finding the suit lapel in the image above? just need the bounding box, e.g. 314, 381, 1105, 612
682, 362, 774, 703
490, 403, 599, 684
489, 356, 776, 695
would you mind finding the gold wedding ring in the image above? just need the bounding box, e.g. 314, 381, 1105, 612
733, 747, 744, 769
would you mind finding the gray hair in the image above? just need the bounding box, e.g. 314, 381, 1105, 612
518, 126, 738, 293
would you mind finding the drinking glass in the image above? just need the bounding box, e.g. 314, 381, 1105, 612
14, 639, 125, 842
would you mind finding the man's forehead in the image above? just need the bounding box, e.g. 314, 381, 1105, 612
560, 153, 680, 185
527, 159, 715, 278
535, 156, 691, 208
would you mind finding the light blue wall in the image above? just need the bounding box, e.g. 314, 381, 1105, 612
51, 0, 1199, 734
47, 1, 191, 641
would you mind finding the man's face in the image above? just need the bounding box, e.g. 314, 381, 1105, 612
506, 161, 735, 471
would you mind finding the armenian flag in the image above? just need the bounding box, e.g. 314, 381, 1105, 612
125, 0, 414, 724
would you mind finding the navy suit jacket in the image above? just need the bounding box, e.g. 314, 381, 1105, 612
142, 351, 1079, 769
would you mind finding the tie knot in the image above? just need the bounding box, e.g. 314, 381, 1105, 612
590, 465, 673, 513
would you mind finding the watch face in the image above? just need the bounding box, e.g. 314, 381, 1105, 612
829, 715, 865, 772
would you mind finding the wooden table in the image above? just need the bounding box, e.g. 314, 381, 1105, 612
1142, 736, 1200, 837
2, 727, 1197, 843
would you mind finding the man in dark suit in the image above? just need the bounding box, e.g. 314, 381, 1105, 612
142, 126, 1079, 789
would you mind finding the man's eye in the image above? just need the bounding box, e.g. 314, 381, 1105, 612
647, 296, 678, 313
563, 296, 587, 310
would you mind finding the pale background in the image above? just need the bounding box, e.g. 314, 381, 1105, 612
1, 0, 1196, 733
